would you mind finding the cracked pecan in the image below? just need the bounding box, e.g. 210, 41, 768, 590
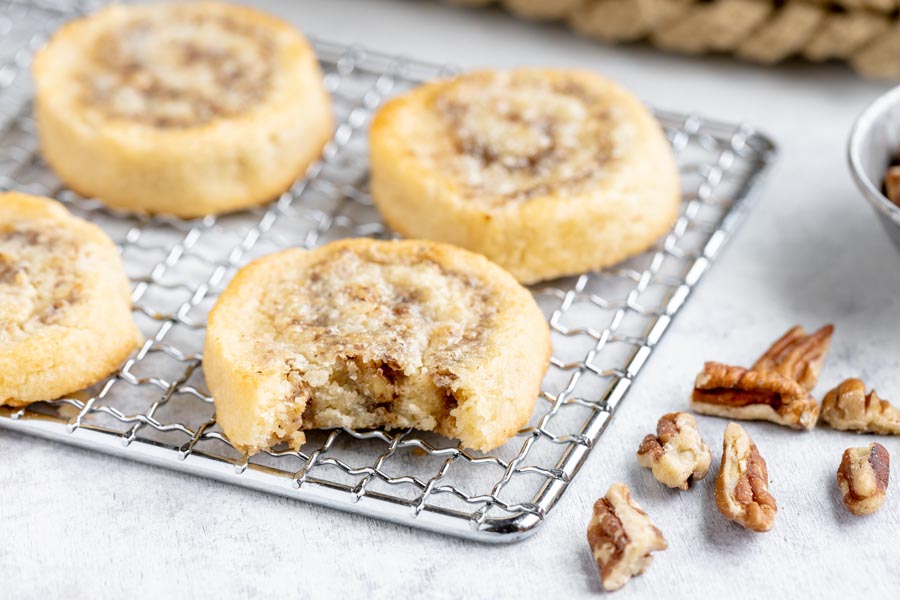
837, 443, 890, 516
751, 324, 834, 391
821, 378, 900, 435
587, 482, 667, 591
692, 362, 819, 430
715, 422, 777, 532
637, 412, 711, 490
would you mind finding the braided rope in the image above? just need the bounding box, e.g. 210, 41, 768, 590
445, 0, 900, 78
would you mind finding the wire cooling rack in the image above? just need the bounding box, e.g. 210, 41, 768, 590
0, 0, 776, 543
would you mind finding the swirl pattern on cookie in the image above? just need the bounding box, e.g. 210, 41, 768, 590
0, 192, 142, 406
204, 239, 551, 454
33, 2, 334, 217
433, 70, 621, 205
370, 69, 680, 283
84, 11, 275, 128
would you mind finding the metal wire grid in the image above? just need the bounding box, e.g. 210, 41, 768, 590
0, 0, 776, 542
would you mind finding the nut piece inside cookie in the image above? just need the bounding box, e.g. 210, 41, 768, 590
837, 443, 890, 516
751, 324, 834, 391
715, 422, 777, 532
821, 378, 900, 435
692, 362, 819, 430
637, 412, 711, 490
586, 482, 667, 591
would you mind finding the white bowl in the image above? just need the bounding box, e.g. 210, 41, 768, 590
848, 85, 900, 254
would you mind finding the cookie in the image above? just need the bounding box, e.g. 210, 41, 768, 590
0, 192, 141, 407
368, 69, 680, 284
204, 238, 551, 454
32, 2, 333, 218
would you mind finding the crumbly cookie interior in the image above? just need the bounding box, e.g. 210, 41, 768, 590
0, 223, 83, 342
422, 71, 629, 205
247, 246, 500, 451
82, 10, 273, 127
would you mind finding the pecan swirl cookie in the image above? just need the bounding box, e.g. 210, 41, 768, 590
369, 69, 680, 284
0, 192, 141, 406
32, 2, 333, 217
204, 239, 551, 454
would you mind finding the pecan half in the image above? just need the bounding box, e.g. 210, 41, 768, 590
885, 165, 900, 208
587, 482, 667, 591
692, 362, 819, 430
637, 412, 711, 490
820, 378, 900, 435
751, 324, 834, 391
715, 422, 777, 532
837, 443, 890, 516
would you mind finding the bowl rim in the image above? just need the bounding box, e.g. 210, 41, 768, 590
848, 84, 900, 225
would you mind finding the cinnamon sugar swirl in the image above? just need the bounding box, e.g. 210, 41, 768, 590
369, 69, 680, 283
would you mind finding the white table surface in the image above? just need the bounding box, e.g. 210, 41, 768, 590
4, 1, 900, 598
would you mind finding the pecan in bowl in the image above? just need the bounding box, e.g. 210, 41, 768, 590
848, 85, 900, 256
886, 165, 900, 208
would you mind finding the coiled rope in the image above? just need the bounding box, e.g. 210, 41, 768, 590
447, 0, 900, 78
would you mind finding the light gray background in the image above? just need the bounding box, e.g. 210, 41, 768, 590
3, 1, 900, 598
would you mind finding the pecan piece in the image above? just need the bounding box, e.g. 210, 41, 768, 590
637, 412, 711, 490
837, 443, 890, 516
586, 482, 667, 591
751, 324, 834, 391
885, 165, 900, 208
820, 378, 900, 435
715, 422, 777, 532
692, 362, 819, 430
